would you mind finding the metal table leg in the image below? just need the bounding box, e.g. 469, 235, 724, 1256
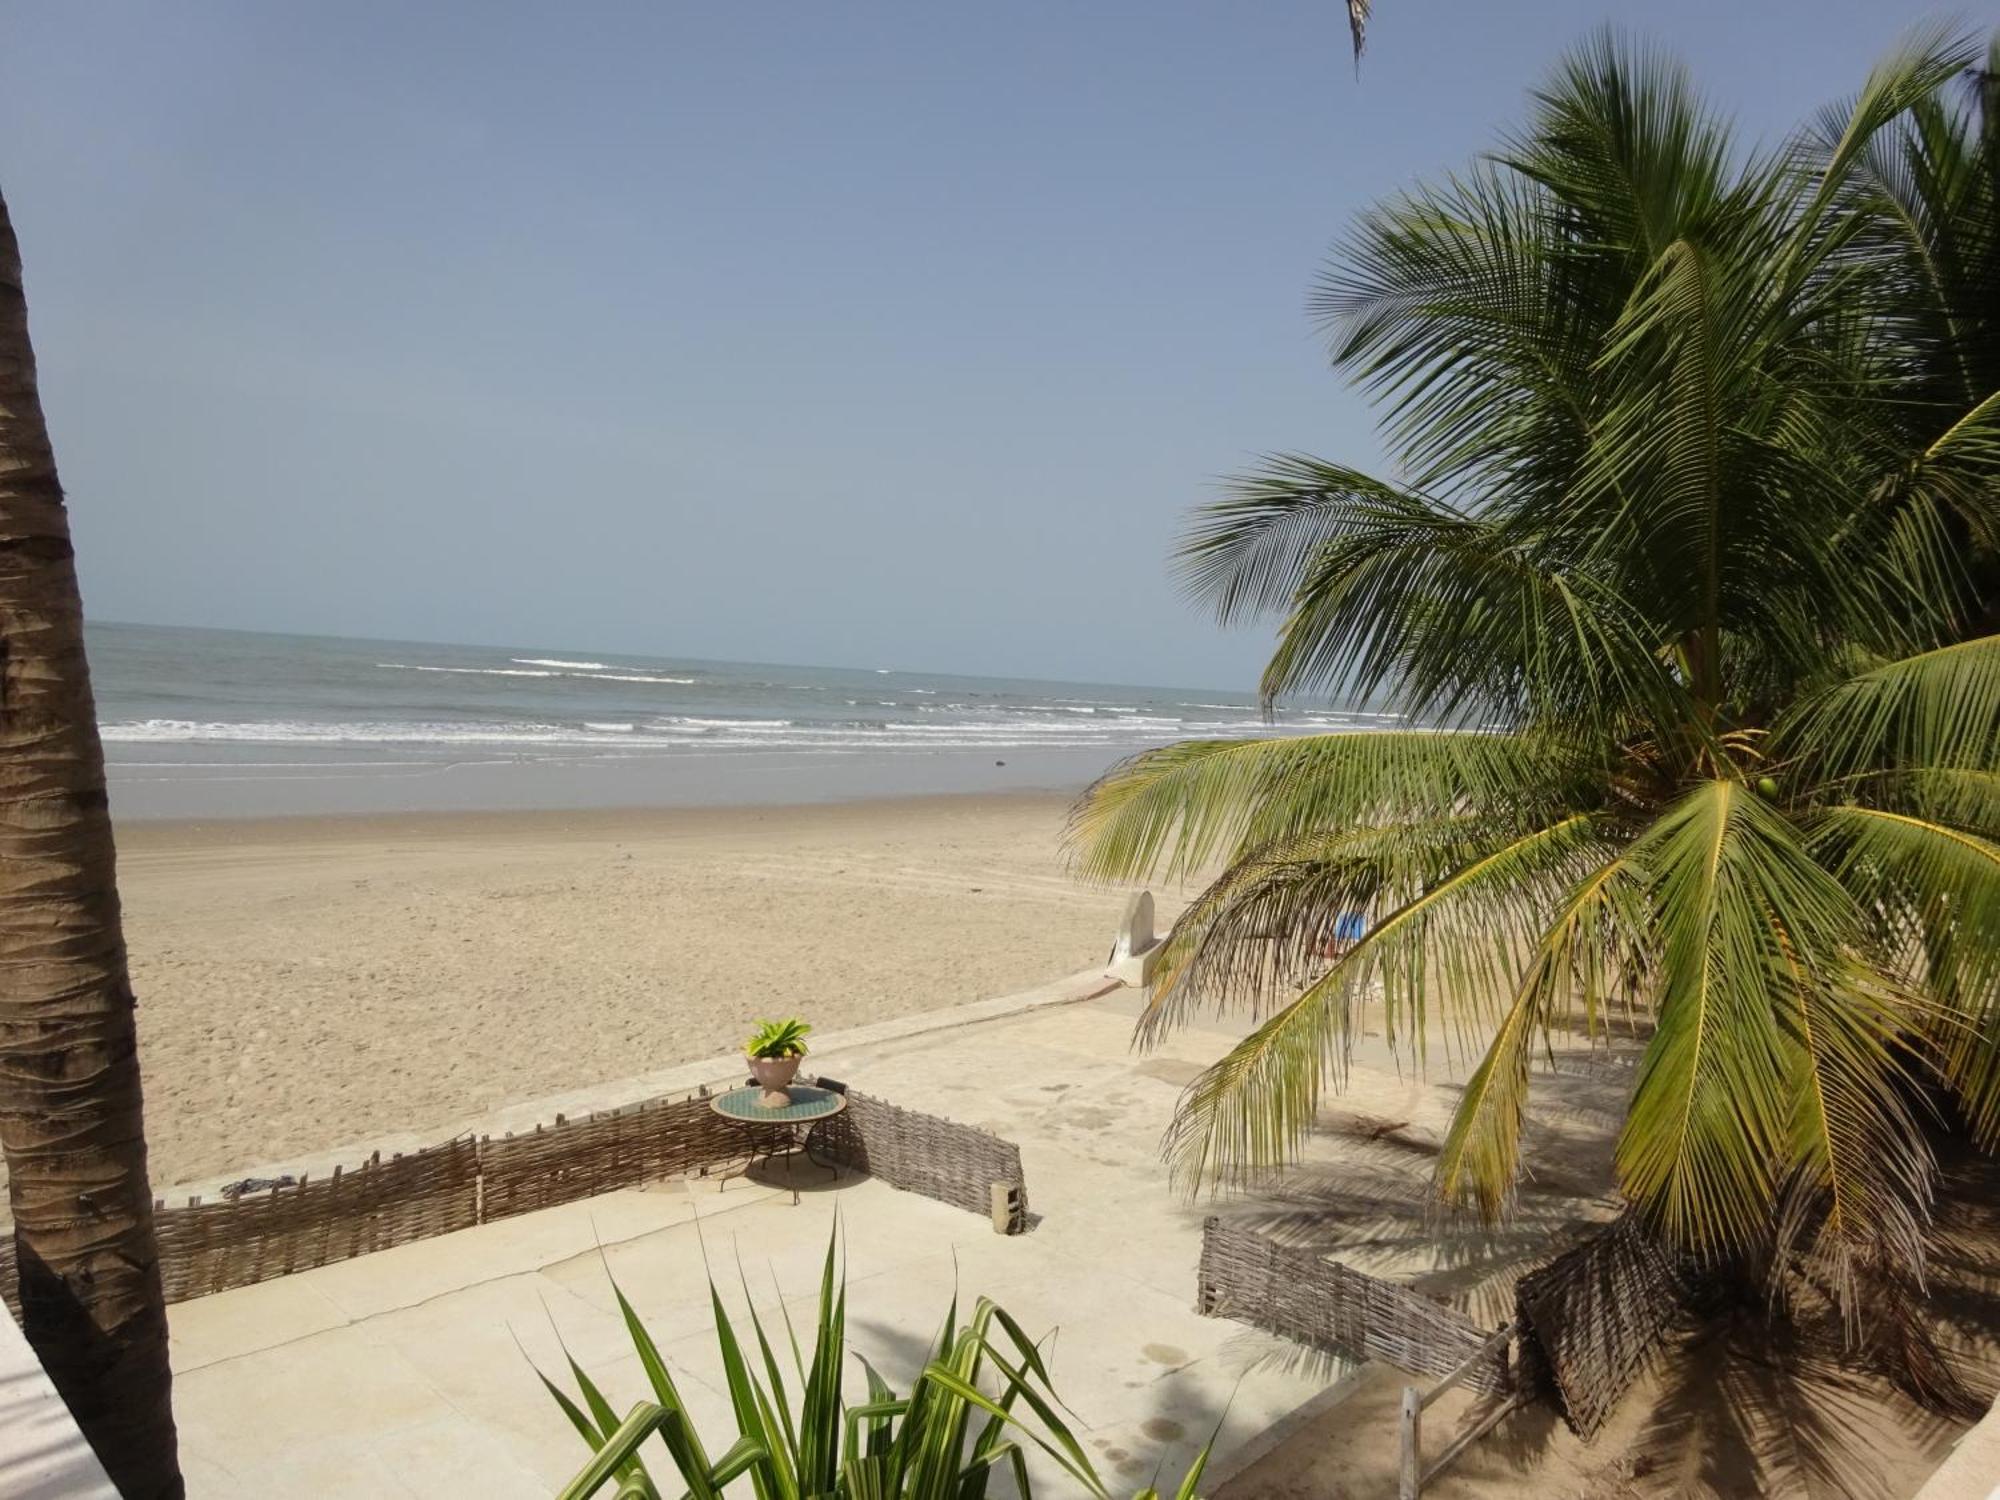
803, 1119, 843, 1175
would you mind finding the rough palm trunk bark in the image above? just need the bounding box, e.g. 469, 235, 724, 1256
0, 191, 182, 1495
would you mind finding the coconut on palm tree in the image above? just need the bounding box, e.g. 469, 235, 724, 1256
1069, 26, 2000, 1349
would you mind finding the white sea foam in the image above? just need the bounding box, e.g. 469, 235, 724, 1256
655, 717, 799, 731
101, 718, 644, 747
378, 663, 561, 678
512, 658, 610, 670
99, 704, 1384, 756
377, 662, 694, 686
1054, 704, 1139, 715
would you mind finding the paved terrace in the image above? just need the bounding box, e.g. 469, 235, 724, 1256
0, 1300, 117, 1499
162, 970, 1629, 1497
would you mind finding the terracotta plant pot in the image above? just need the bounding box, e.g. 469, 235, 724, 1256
748, 1054, 802, 1107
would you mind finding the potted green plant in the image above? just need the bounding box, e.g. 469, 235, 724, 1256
743, 1017, 811, 1106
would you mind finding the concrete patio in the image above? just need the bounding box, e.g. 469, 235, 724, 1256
0, 1297, 118, 1499
161, 969, 1629, 1497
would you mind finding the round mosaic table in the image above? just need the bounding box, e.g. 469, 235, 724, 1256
708, 1084, 847, 1203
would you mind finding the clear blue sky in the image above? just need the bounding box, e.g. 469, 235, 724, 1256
0, 1, 1955, 688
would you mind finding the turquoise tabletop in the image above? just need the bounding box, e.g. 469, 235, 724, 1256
710, 1085, 847, 1123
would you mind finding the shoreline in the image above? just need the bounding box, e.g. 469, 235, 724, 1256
104, 743, 1130, 820
110, 784, 1086, 845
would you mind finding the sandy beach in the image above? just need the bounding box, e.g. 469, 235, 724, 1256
109, 792, 1158, 1192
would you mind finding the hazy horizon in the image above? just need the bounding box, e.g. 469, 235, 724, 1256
88, 613, 1253, 697
3, 2, 1953, 689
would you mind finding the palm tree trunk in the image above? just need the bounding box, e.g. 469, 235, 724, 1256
0, 190, 183, 1496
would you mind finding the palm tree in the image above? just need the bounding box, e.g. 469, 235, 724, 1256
1069, 29, 2000, 1329
0, 190, 183, 1494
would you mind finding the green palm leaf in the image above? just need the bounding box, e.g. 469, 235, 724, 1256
1782, 635, 2000, 779
1164, 813, 1609, 1190
1814, 804, 2000, 1142
1436, 852, 1647, 1217
1066, 729, 1578, 885
1773, 948, 1933, 1313
1139, 815, 1513, 1041
1617, 781, 1867, 1256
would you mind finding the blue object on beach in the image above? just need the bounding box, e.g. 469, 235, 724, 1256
1333, 912, 1367, 943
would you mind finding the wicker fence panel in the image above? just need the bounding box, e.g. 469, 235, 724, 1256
1197, 1218, 1507, 1393
154, 1138, 479, 1303
810, 1089, 1029, 1232
1513, 1216, 1686, 1439
478, 1095, 783, 1223
1, 1084, 1029, 1318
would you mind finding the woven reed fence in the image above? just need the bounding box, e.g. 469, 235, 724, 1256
156, 1137, 480, 1303
1512, 1215, 1688, 1439
1196, 1218, 1509, 1394
810, 1088, 1030, 1232
478, 1093, 783, 1224
0, 1083, 1023, 1315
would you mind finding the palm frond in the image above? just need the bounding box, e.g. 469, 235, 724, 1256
1436, 852, 1648, 1218
1344, 0, 1369, 68
1813, 805, 2000, 1144
1617, 781, 1866, 1259
1785, 21, 1975, 264
1895, 766, 2000, 832
1174, 456, 1424, 626
1505, 31, 1734, 265
1064, 729, 1577, 885
1780, 635, 2000, 779
1312, 163, 1616, 501
1136, 816, 1496, 1042
1774, 951, 1935, 1324
1164, 813, 1611, 1192
1240, 470, 1688, 733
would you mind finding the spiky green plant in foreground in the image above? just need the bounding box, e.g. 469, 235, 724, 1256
539, 1229, 1217, 1498
1070, 27, 2000, 1340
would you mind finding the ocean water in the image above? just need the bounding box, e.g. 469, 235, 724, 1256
90, 622, 1391, 818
